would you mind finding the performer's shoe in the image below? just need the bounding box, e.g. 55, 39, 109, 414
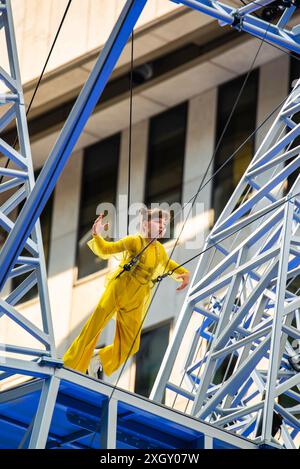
88, 349, 103, 378
288, 353, 300, 372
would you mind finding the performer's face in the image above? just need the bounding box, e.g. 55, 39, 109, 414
145, 216, 168, 239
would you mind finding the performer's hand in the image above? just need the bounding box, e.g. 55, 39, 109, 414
92, 213, 109, 236
175, 272, 190, 291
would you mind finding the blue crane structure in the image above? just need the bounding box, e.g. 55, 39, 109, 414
0, 0, 299, 449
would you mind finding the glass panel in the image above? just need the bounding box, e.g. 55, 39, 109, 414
212, 69, 259, 221
144, 102, 187, 242
76, 134, 120, 279
134, 322, 170, 402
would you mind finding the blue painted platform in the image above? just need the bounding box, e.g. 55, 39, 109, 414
0, 367, 257, 449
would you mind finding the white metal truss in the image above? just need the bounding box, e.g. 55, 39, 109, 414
1, 0, 300, 449
150, 77, 300, 447
0, 0, 57, 368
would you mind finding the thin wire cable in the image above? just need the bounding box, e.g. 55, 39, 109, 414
90, 0, 300, 445
117, 49, 300, 281
170, 189, 300, 273
115, 64, 300, 281
88, 27, 136, 450
127, 31, 134, 236
161, 24, 271, 275
109, 20, 271, 399
114, 0, 300, 273
85, 18, 300, 447
152, 21, 273, 287
179, 156, 284, 413
236, 0, 300, 64
117, 0, 300, 272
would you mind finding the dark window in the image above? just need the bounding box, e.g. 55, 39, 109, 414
286, 56, 300, 194
11, 167, 54, 303
212, 70, 259, 221
76, 134, 120, 279
144, 103, 187, 242
134, 321, 170, 402
1, 30, 239, 147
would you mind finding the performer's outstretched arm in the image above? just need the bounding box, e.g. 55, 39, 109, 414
87, 233, 137, 259
86, 213, 137, 259
159, 243, 190, 290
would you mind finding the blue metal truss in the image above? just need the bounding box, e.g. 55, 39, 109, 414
0, 0, 147, 291
0, 0, 300, 450
173, 0, 300, 52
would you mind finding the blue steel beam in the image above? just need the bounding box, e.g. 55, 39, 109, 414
0, 0, 147, 290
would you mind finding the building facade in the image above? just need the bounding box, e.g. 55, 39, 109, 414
0, 1, 297, 405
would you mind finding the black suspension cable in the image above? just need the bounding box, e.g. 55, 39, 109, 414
85, 184, 300, 448
116, 22, 276, 279
127, 31, 134, 236
115, 82, 291, 279
101, 7, 300, 280
237, 0, 300, 65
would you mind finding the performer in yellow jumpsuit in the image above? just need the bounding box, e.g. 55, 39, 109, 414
63, 208, 190, 377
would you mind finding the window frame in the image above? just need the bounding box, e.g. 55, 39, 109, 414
75, 132, 121, 281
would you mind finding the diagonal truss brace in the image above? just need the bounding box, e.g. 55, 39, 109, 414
150, 77, 300, 447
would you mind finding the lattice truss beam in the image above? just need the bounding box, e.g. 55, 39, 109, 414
151, 78, 300, 448
0, 0, 147, 378
175, 0, 300, 52
0, 0, 56, 365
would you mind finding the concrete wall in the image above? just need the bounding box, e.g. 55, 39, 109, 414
8, 0, 180, 84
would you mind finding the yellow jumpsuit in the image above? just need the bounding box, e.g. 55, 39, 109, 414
63, 232, 189, 377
